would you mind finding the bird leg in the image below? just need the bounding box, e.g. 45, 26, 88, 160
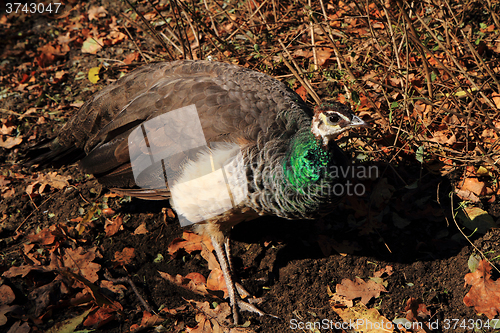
224, 237, 233, 272
210, 235, 268, 324
211, 234, 240, 324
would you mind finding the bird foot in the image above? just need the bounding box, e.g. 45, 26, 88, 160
237, 298, 279, 319
233, 282, 279, 321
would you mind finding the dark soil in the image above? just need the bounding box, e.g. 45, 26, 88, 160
1, 1, 499, 332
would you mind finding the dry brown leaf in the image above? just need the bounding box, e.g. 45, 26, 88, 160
0, 285, 15, 305
207, 269, 228, 298
201, 245, 221, 272
100, 280, 126, 296
123, 52, 139, 65
464, 259, 500, 318
455, 189, 480, 203
88, 5, 108, 21
81, 37, 103, 54
63, 247, 101, 284
105, 216, 123, 237
187, 301, 254, 332
168, 231, 214, 256
316, 48, 332, 66
404, 297, 431, 332
0, 122, 15, 135
2, 265, 52, 278
0, 175, 10, 187
295, 85, 307, 102
83, 307, 116, 328
114, 247, 135, 266
159, 271, 210, 296
429, 130, 456, 145
460, 178, 486, 196
133, 222, 148, 235
329, 292, 354, 307
0, 136, 22, 149
492, 94, 500, 109
27, 171, 71, 195
373, 266, 393, 278
26, 227, 57, 245
129, 311, 165, 332
336, 277, 387, 304
186, 272, 207, 285
330, 302, 394, 332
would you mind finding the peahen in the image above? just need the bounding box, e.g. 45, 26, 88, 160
29, 60, 367, 324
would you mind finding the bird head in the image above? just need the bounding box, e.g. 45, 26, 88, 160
311, 102, 367, 146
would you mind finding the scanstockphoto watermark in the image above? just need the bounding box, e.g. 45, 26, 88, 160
290, 318, 499, 331
290, 318, 426, 331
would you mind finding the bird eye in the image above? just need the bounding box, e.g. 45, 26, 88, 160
328, 114, 339, 123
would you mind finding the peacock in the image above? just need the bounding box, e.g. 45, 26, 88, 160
29, 60, 367, 324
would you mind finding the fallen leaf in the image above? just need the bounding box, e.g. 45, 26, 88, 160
168, 231, 214, 256
295, 85, 307, 101
330, 302, 393, 332
133, 222, 148, 235
404, 298, 431, 332
82, 37, 103, 54
62, 247, 101, 284
100, 280, 126, 296
0, 136, 22, 149
492, 93, 500, 109
460, 178, 486, 196
0, 285, 15, 305
207, 268, 228, 298
129, 311, 165, 331
123, 52, 139, 65
458, 207, 497, 234
158, 271, 210, 296
185, 301, 255, 332
316, 48, 332, 66
88, 66, 101, 84
27, 171, 71, 195
114, 247, 135, 266
336, 277, 387, 304
88, 6, 108, 21
373, 266, 393, 278
83, 307, 116, 328
464, 259, 500, 318
105, 215, 123, 237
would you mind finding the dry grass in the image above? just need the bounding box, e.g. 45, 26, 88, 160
123, 0, 500, 191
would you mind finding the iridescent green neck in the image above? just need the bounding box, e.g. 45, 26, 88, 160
283, 130, 332, 193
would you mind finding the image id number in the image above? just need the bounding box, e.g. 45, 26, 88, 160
442, 318, 500, 330
6, 3, 62, 14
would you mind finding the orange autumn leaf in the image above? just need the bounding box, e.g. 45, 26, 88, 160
167, 231, 213, 256
336, 277, 386, 304
105, 215, 123, 237
207, 268, 228, 298
295, 85, 307, 102
158, 271, 209, 296
463, 259, 500, 319
114, 247, 135, 266
460, 178, 486, 196
185, 272, 207, 285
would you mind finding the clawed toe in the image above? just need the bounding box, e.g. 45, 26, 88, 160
236, 298, 279, 319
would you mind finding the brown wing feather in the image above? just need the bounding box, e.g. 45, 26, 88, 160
53, 60, 311, 197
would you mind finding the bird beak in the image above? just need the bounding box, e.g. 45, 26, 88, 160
350, 115, 369, 128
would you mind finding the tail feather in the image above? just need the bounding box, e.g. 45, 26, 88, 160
23, 138, 84, 168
